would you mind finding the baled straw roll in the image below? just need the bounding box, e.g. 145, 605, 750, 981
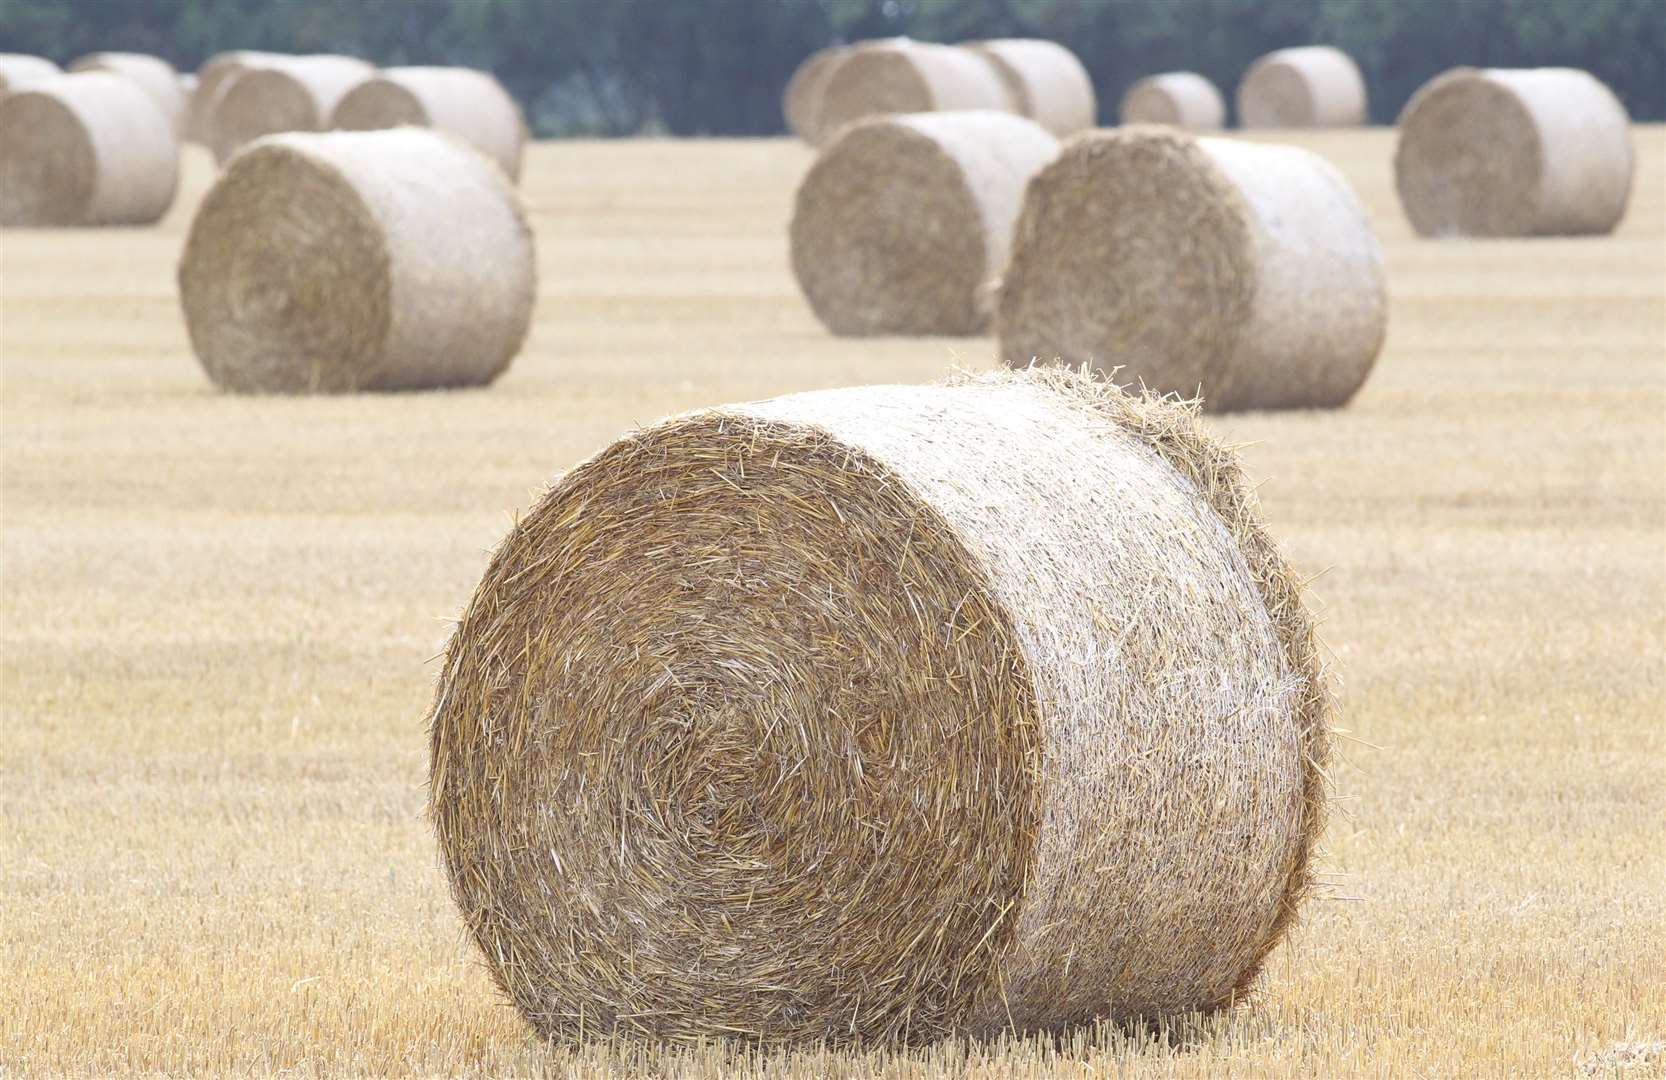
815, 40, 1012, 140
429, 367, 1331, 1044
332, 66, 526, 181
791, 110, 1058, 336
178, 128, 534, 393
782, 45, 845, 142
189, 50, 287, 145
1394, 67, 1634, 238
0, 72, 178, 227
998, 126, 1386, 411
1236, 46, 1366, 128
0, 54, 61, 94
68, 52, 187, 137
964, 39, 1096, 136
207, 53, 373, 164
1120, 72, 1226, 130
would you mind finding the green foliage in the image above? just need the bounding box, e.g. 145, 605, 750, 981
0, 0, 1660, 133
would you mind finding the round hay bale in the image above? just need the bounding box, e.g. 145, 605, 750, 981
178, 128, 534, 393
68, 51, 186, 137
0, 72, 179, 227
791, 110, 1058, 336
0, 53, 62, 94
964, 39, 1095, 136
1394, 67, 1633, 238
189, 50, 288, 145
428, 367, 1330, 1044
331, 66, 526, 182
207, 54, 373, 165
997, 126, 1385, 411
1236, 46, 1366, 128
815, 40, 1013, 141
1119, 71, 1225, 130
782, 45, 845, 142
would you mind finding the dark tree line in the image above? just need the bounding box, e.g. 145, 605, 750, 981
2, 0, 1661, 135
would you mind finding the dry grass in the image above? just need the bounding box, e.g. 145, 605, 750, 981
2, 127, 1663, 1078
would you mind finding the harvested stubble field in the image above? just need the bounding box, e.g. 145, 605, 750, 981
2, 127, 1663, 1079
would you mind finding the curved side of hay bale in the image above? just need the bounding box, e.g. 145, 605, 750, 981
782, 45, 845, 142
208, 54, 373, 165
68, 52, 186, 137
790, 110, 1058, 336
0, 72, 179, 227
964, 39, 1096, 136
178, 128, 534, 392
1394, 67, 1633, 238
816, 40, 1012, 141
1119, 71, 1226, 130
1236, 45, 1366, 128
428, 367, 1329, 1043
332, 66, 526, 181
0, 53, 62, 94
997, 126, 1385, 411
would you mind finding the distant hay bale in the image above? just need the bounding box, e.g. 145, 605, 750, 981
964, 39, 1096, 135
0, 72, 179, 227
1394, 67, 1634, 237
189, 50, 288, 145
178, 128, 534, 393
782, 45, 845, 142
1120, 72, 1225, 130
1236, 46, 1366, 128
816, 40, 1012, 140
332, 66, 526, 181
429, 366, 1331, 1044
791, 110, 1058, 336
997, 126, 1385, 411
0, 53, 61, 94
207, 54, 373, 164
68, 52, 187, 137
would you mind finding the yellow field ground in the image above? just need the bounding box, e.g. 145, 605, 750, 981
2, 128, 1663, 1078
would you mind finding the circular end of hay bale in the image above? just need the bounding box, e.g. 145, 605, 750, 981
791, 111, 1056, 336
815, 42, 1010, 140
429, 370, 1330, 1043
333, 78, 427, 128
331, 68, 525, 182
179, 140, 391, 392
1119, 72, 1225, 130
1237, 46, 1365, 128
210, 68, 316, 164
997, 126, 1253, 394
782, 45, 843, 141
0, 89, 97, 226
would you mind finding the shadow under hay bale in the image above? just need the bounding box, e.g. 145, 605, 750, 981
815, 40, 1012, 142
0, 53, 62, 94
207, 54, 372, 165
1236, 46, 1366, 128
1119, 72, 1226, 131
332, 66, 526, 182
790, 110, 1058, 336
964, 39, 1096, 136
1394, 67, 1634, 238
178, 128, 534, 393
997, 126, 1386, 411
68, 52, 187, 138
429, 367, 1331, 1045
0, 72, 178, 227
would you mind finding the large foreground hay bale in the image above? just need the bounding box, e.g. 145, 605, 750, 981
332, 66, 526, 181
791, 110, 1058, 336
429, 367, 1330, 1044
68, 52, 187, 137
782, 45, 845, 142
1394, 67, 1633, 238
1236, 46, 1365, 128
0, 53, 61, 94
997, 126, 1385, 411
1119, 71, 1225, 130
207, 54, 373, 164
964, 39, 1095, 135
0, 72, 179, 227
178, 128, 534, 393
816, 40, 1012, 139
